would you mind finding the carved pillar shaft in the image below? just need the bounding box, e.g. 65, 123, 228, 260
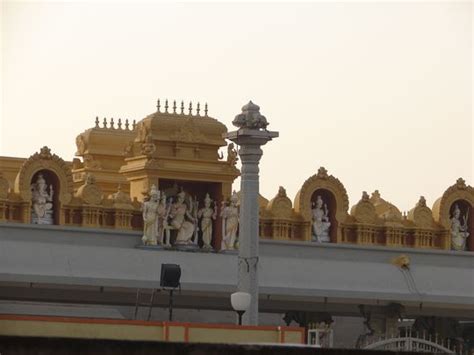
237, 145, 262, 325
225, 104, 278, 325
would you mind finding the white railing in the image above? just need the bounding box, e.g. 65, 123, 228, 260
363, 333, 462, 354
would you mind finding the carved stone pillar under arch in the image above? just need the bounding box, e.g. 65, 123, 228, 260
294, 167, 349, 242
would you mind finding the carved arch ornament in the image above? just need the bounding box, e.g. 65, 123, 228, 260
407, 196, 435, 229
351, 192, 377, 224
14, 146, 74, 204
266, 186, 293, 219
432, 178, 474, 229
294, 167, 350, 223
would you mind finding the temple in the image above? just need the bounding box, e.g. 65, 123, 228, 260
0, 99, 473, 351
0, 100, 472, 252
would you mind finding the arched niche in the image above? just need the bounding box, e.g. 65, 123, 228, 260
14, 146, 74, 224
448, 199, 472, 251
294, 167, 349, 242
30, 169, 61, 224
432, 178, 474, 251
310, 188, 337, 243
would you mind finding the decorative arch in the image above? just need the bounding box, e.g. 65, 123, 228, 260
433, 178, 474, 226
294, 167, 349, 241
432, 178, 474, 251
14, 146, 74, 205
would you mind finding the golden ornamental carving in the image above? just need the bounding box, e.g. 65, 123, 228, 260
83, 155, 102, 170
123, 141, 134, 157
72, 158, 83, 170
75, 174, 103, 205
266, 186, 293, 219
75, 134, 87, 156
14, 146, 73, 204
109, 185, 133, 209
294, 166, 349, 221
370, 190, 402, 221
170, 119, 207, 143
141, 134, 156, 156
135, 121, 150, 143
432, 177, 474, 228
350, 191, 377, 224
144, 159, 163, 169
407, 196, 434, 229
39, 146, 52, 159
0, 173, 9, 199
316, 166, 329, 179
227, 143, 238, 166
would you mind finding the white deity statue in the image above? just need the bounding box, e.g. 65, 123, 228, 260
141, 185, 160, 246
167, 191, 196, 245
31, 173, 54, 224
220, 192, 239, 250
158, 192, 171, 247
198, 193, 217, 250
312, 195, 331, 243
450, 204, 469, 251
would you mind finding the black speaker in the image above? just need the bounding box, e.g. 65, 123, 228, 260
160, 264, 181, 288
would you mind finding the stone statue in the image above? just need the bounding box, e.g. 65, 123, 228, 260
198, 193, 217, 250
450, 204, 469, 251
220, 192, 239, 250
141, 185, 160, 246
167, 191, 196, 245
227, 143, 238, 166
158, 192, 171, 247
311, 195, 331, 242
31, 173, 54, 224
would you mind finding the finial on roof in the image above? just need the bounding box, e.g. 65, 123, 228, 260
204, 103, 208, 116
417, 196, 426, 207
173, 100, 177, 114
372, 190, 381, 200
189, 101, 193, 115
317, 166, 329, 179
117, 118, 122, 129
165, 99, 169, 113
180, 101, 185, 115
362, 191, 370, 201
456, 177, 466, 189
103, 117, 107, 128
110, 118, 115, 129
125, 119, 130, 130
196, 102, 201, 116
95, 116, 99, 128
157, 99, 161, 112
132, 120, 136, 129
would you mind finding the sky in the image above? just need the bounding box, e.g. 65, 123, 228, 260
1, 1, 472, 213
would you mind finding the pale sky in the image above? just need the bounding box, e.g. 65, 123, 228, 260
1, 1, 473, 213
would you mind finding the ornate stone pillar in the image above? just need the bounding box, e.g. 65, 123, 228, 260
225, 101, 278, 325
